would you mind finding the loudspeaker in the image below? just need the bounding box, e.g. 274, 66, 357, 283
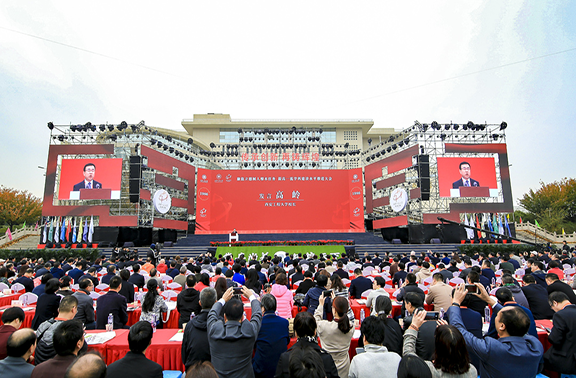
416, 154, 430, 200
129, 156, 142, 203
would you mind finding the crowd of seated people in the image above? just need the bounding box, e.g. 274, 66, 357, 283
0, 245, 575, 377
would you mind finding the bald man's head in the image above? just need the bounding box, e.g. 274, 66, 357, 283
7, 328, 36, 358
64, 352, 107, 378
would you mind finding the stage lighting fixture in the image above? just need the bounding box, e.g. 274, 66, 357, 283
500, 121, 507, 130
453, 124, 459, 130
431, 121, 439, 130
119, 121, 128, 130
108, 125, 114, 131
492, 134, 499, 140
58, 135, 65, 142
70, 125, 77, 132
462, 124, 468, 131
98, 124, 105, 131
440, 134, 446, 141
187, 138, 193, 145
244, 162, 248, 167
444, 124, 450, 130
420, 146, 425, 154
210, 142, 216, 148
392, 144, 397, 150
47, 122, 54, 130
368, 138, 372, 146
163, 145, 168, 151
404, 138, 410, 145
185, 155, 189, 161
190, 156, 194, 162
376, 152, 381, 157
285, 162, 290, 167
110, 135, 117, 141
237, 128, 242, 133
157, 141, 162, 148
386, 147, 392, 153
257, 162, 261, 167
467, 121, 474, 129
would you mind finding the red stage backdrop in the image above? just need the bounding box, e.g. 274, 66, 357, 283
437, 157, 498, 197
195, 169, 365, 234
58, 158, 123, 200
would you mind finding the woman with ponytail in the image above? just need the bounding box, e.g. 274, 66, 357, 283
315, 293, 356, 378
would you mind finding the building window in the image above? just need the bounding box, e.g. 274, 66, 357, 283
343, 131, 358, 141
320, 129, 336, 143
219, 129, 239, 143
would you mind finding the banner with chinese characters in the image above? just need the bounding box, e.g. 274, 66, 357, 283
195, 168, 364, 234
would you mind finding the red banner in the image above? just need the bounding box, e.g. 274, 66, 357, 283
195, 169, 365, 234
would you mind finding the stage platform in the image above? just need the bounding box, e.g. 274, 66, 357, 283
174, 232, 388, 247
100, 230, 461, 260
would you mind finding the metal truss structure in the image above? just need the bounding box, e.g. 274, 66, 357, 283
362, 120, 508, 225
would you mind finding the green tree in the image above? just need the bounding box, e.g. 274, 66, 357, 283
0, 186, 42, 229
518, 178, 576, 233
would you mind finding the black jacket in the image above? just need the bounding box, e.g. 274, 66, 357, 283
31, 293, 60, 330
107, 351, 163, 378
96, 291, 128, 329
176, 288, 201, 328
128, 273, 145, 289
118, 279, 134, 304
544, 304, 576, 374
274, 338, 339, 378
295, 279, 315, 295
547, 280, 576, 304
521, 284, 555, 319
182, 309, 210, 370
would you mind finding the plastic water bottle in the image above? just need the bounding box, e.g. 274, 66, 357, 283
360, 308, 365, 323
107, 313, 113, 331
439, 308, 445, 320
151, 314, 157, 333
484, 307, 491, 324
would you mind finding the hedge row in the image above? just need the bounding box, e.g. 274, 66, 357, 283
0, 249, 101, 262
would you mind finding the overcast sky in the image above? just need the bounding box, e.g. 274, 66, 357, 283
1, 1, 575, 208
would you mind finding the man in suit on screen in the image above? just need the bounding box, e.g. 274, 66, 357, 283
72, 163, 102, 191
452, 161, 480, 188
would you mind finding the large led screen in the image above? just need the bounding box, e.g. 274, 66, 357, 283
195, 169, 365, 234
58, 158, 123, 200
437, 157, 498, 197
